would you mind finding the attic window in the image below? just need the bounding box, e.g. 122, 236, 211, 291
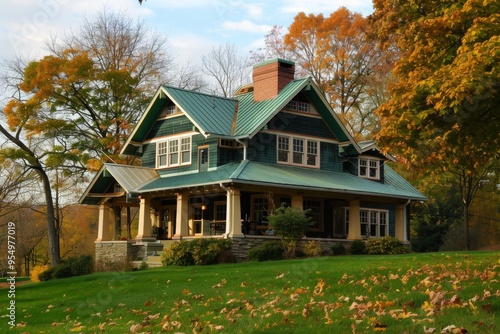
359, 157, 380, 180
160, 104, 179, 117
286, 100, 309, 113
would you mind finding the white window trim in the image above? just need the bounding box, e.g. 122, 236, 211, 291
156, 135, 192, 168
277, 135, 319, 168
358, 156, 380, 180
345, 207, 388, 238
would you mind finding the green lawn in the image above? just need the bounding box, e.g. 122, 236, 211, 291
1, 252, 498, 333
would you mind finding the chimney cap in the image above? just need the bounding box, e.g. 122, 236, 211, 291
253, 58, 295, 69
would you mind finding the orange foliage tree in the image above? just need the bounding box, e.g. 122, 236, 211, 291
0, 10, 171, 266
371, 0, 500, 249
277, 8, 396, 140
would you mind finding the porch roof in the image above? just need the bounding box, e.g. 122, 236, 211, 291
137, 161, 427, 201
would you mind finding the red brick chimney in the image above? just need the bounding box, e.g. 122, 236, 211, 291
253, 59, 295, 102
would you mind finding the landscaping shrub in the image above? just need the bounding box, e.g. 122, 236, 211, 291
349, 239, 366, 255
301, 240, 323, 257
162, 239, 233, 266
66, 255, 94, 276
30, 265, 49, 283
52, 263, 73, 279
331, 243, 346, 256
365, 236, 409, 255
267, 203, 311, 258
38, 255, 94, 281
248, 241, 284, 262
38, 267, 55, 282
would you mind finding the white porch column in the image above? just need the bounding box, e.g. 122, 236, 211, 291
395, 203, 405, 241
227, 187, 243, 237
291, 193, 303, 211
96, 204, 112, 241
174, 193, 189, 238
347, 199, 362, 240
136, 197, 155, 241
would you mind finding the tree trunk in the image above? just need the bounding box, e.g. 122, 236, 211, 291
36, 167, 61, 266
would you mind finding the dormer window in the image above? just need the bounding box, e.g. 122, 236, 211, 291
359, 157, 380, 180
160, 104, 179, 118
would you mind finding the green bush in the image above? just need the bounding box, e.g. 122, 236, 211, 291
66, 255, 94, 276
38, 267, 55, 281
52, 263, 73, 279
349, 239, 366, 255
37, 255, 94, 281
268, 203, 311, 258
331, 243, 346, 256
248, 241, 284, 262
365, 236, 409, 255
162, 239, 233, 266
301, 240, 323, 257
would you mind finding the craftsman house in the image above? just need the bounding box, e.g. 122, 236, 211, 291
80, 59, 426, 263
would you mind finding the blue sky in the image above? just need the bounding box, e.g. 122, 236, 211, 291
1, 0, 373, 67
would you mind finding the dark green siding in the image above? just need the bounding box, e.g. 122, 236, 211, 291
146, 116, 194, 139
320, 142, 342, 172
268, 112, 336, 139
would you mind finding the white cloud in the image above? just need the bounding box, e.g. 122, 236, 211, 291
221, 20, 272, 34
279, 0, 373, 16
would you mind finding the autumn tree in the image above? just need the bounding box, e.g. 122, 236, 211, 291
253, 8, 395, 139
0, 10, 175, 265
202, 43, 251, 97
250, 25, 296, 64
371, 0, 500, 249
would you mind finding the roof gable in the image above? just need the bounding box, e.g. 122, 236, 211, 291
121, 86, 237, 155
234, 78, 360, 152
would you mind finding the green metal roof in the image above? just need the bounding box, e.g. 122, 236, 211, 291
164, 86, 237, 136
234, 78, 309, 136
136, 161, 426, 201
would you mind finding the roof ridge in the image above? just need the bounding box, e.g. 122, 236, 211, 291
162, 85, 238, 101
228, 160, 250, 179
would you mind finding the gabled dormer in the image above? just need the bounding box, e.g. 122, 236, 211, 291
343, 140, 395, 183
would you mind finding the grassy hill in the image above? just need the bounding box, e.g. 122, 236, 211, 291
1, 252, 498, 333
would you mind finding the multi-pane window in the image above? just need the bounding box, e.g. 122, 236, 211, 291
345, 208, 388, 238
181, 137, 191, 163
156, 136, 192, 168
158, 141, 168, 167
359, 157, 380, 180
292, 138, 304, 164
214, 202, 227, 222
307, 141, 318, 166
286, 100, 309, 113
160, 104, 178, 117
278, 136, 289, 163
169, 139, 179, 165
277, 135, 319, 168
252, 196, 269, 227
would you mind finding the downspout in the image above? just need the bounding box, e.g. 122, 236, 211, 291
235, 138, 247, 160
220, 183, 231, 238
403, 199, 411, 243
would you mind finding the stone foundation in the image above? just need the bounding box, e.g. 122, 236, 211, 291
95, 241, 141, 265
230, 236, 353, 261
